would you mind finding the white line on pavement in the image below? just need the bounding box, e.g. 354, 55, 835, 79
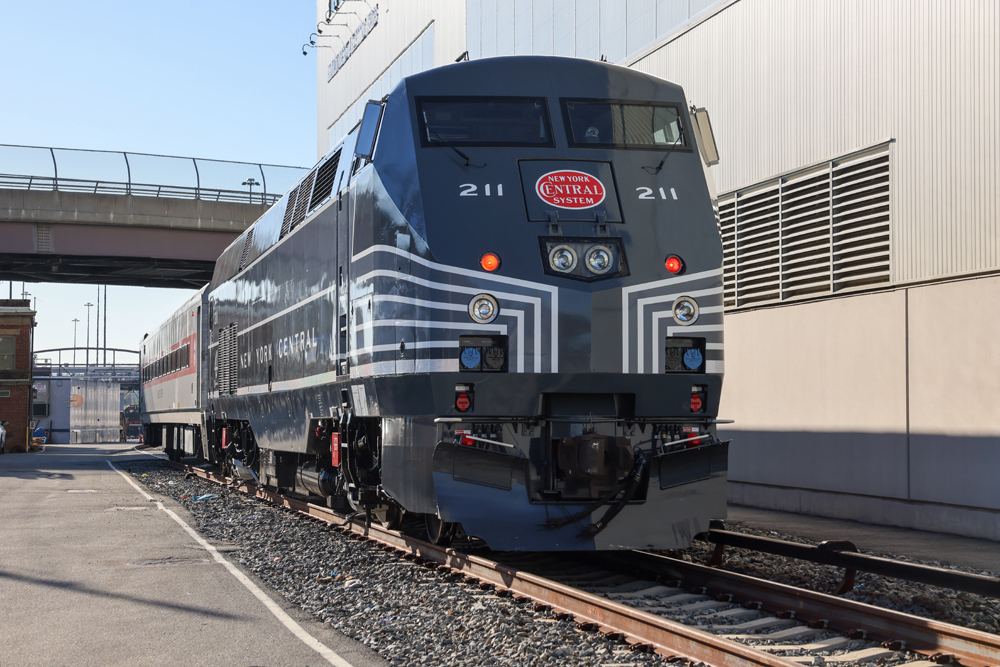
107, 460, 355, 667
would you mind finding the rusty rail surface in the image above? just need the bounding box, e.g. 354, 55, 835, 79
596, 551, 1000, 667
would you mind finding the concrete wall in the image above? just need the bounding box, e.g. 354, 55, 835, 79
721, 274, 1000, 540
1, 188, 267, 232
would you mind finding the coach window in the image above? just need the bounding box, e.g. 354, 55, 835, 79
562, 100, 687, 150
417, 98, 553, 147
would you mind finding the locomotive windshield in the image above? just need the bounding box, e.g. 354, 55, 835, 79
563, 100, 685, 150
417, 97, 552, 147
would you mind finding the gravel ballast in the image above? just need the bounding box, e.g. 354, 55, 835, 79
120, 457, 998, 667
120, 459, 667, 667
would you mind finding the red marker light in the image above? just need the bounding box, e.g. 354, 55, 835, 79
665, 255, 684, 274
480, 252, 501, 272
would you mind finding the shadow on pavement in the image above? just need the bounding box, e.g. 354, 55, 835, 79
0, 569, 250, 621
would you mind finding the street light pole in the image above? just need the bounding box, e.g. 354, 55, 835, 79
84, 302, 93, 368
72, 319, 80, 365
242, 177, 260, 203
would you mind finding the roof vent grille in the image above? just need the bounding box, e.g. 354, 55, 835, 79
310, 150, 341, 211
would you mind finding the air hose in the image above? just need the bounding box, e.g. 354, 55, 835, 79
540, 451, 650, 535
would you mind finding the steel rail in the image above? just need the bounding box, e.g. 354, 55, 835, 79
595, 551, 1000, 667
167, 462, 798, 667
701, 529, 1000, 599
166, 462, 1000, 667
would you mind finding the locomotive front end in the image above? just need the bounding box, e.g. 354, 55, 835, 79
359, 56, 728, 550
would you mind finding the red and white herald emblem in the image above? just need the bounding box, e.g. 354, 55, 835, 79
534, 170, 606, 209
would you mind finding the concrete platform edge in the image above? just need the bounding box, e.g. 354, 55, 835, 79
727, 481, 1000, 542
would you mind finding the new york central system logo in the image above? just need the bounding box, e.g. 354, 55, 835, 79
535, 170, 606, 209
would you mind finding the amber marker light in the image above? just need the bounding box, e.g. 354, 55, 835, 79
665, 255, 684, 274
480, 252, 501, 272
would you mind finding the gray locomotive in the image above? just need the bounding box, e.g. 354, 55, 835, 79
141, 55, 728, 551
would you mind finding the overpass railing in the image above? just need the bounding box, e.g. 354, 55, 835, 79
34, 347, 139, 380
0, 144, 307, 205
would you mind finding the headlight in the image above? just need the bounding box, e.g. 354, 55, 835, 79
585, 245, 613, 274
671, 296, 699, 325
468, 293, 499, 324
548, 245, 577, 273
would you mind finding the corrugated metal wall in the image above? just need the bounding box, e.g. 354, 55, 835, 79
316, 0, 467, 157
630, 0, 1000, 284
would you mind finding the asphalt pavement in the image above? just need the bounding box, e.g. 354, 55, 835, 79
0, 442, 388, 667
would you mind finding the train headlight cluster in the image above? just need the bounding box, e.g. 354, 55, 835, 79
540, 238, 628, 281
468, 293, 500, 324
671, 296, 700, 325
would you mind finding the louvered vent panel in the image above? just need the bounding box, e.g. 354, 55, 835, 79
291, 170, 316, 231
36, 224, 53, 253
216, 323, 238, 395
309, 150, 341, 211
832, 150, 891, 291
781, 167, 831, 299
717, 195, 737, 308
718, 142, 891, 309
734, 184, 781, 305
238, 229, 254, 271
280, 185, 299, 238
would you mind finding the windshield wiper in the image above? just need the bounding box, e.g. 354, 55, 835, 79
642, 127, 685, 174
427, 130, 485, 168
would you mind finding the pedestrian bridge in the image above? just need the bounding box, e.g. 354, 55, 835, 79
0, 144, 306, 288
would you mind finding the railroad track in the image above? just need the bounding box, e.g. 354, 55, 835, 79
163, 459, 1000, 667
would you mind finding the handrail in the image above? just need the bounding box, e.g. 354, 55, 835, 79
0, 143, 307, 204
0, 173, 282, 205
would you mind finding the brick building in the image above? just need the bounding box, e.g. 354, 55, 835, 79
0, 299, 36, 453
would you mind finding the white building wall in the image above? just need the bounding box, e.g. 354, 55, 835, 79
466, 0, 728, 63
629, 0, 1000, 284
626, 0, 1000, 538
317, 1, 467, 158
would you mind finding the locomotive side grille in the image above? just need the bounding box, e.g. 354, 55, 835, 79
309, 150, 341, 211
717, 142, 891, 309
281, 185, 300, 238
291, 170, 316, 232
217, 323, 238, 395
238, 229, 254, 272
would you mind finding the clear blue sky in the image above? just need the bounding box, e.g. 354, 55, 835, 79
0, 0, 318, 355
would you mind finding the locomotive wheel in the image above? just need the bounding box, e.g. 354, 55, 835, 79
382, 504, 403, 531
424, 514, 454, 546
